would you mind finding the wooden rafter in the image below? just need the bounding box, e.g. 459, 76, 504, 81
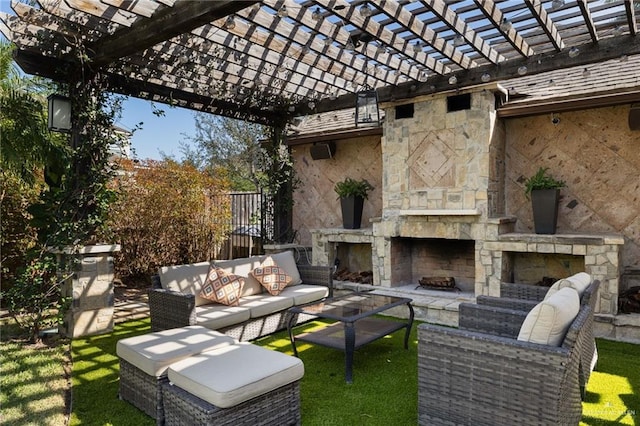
1, 0, 639, 125
576, 0, 599, 44
626, 0, 637, 37
473, 0, 533, 57
524, 0, 564, 51
421, 0, 505, 65
312, 0, 452, 75
88, 0, 261, 67
371, 0, 476, 70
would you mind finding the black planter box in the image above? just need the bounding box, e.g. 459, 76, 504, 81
531, 188, 560, 234
340, 196, 364, 229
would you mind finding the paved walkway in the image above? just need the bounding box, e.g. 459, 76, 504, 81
114, 286, 150, 323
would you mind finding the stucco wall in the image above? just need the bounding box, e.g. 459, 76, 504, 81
504, 104, 640, 268
291, 135, 382, 246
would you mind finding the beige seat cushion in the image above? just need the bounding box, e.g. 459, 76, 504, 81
278, 284, 329, 305
116, 326, 235, 377
239, 294, 294, 318
167, 342, 304, 408
545, 272, 592, 300
196, 305, 251, 330
159, 261, 212, 307
518, 287, 580, 346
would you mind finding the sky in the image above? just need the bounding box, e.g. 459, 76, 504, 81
115, 98, 197, 161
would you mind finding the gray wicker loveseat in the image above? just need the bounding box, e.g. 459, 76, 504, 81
418, 285, 594, 425
149, 250, 333, 341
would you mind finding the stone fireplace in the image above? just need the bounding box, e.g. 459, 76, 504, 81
312, 86, 626, 320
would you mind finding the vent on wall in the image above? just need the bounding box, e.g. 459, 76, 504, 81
447, 93, 471, 112
310, 142, 336, 160
395, 103, 414, 119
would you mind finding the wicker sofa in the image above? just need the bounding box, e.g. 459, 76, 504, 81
418, 297, 593, 425
149, 251, 333, 341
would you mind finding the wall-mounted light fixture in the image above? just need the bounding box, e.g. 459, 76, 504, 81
47, 94, 72, 132
355, 85, 380, 127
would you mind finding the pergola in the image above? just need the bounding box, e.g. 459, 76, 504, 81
1, 0, 639, 127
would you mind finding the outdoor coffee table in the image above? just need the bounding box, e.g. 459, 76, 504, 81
287, 292, 414, 383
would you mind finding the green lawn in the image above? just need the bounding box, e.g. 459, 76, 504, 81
2, 317, 638, 425
0, 325, 69, 426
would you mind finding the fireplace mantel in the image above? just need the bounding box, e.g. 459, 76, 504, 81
399, 209, 480, 216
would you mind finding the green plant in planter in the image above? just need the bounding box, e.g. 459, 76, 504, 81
334, 178, 374, 199
524, 167, 565, 198
334, 178, 374, 229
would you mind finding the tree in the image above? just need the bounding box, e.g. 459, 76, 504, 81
0, 41, 68, 186
182, 113, 267, 190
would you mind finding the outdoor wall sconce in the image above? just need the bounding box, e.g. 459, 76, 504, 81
355, 86, 380, 127
47, 94, 72, 132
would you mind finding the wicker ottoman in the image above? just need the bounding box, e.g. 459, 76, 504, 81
162, 342, 304, 425
117, 326, 235, 424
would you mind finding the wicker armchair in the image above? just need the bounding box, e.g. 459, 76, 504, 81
418, 303, 592, 426
476, 279, 600, 393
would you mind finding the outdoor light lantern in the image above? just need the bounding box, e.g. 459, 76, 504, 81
355, 86, 379, 127
47, 94, 72, 132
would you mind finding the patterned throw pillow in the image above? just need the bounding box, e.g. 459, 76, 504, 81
250, 259, 292, 296
199, 265, 245, 306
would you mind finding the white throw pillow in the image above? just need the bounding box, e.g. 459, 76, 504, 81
545, 272, 592, 300
518, 287, 580, 346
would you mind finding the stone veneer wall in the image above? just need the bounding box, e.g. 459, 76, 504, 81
504, 104, 640, 269
291, 135, 382, 245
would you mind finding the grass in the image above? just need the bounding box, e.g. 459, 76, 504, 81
0, 323, 69, 426
2, 317, 639, 425
581, 338, 640, 425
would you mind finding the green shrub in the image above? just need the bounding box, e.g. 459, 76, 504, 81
104, 159, 233, 281
0, 170, 42, 297
1, 251, 70, 343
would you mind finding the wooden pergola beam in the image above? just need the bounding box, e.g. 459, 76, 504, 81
524, 0, 564, 51
88, 0, 261, 67
313, 34, 640, 115
576, 0, 599, 44
473, 0, 533, 57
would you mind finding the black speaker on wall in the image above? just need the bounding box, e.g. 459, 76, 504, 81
310, 142, 336, 160
629, 104, 640, 131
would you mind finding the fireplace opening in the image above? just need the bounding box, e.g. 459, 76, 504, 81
505, 252, 585, 285
390, 237, 475, 292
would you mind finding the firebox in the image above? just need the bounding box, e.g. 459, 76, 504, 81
389, 237, 475, 292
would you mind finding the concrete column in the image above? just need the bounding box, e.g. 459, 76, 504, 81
56, 244, 121, 338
